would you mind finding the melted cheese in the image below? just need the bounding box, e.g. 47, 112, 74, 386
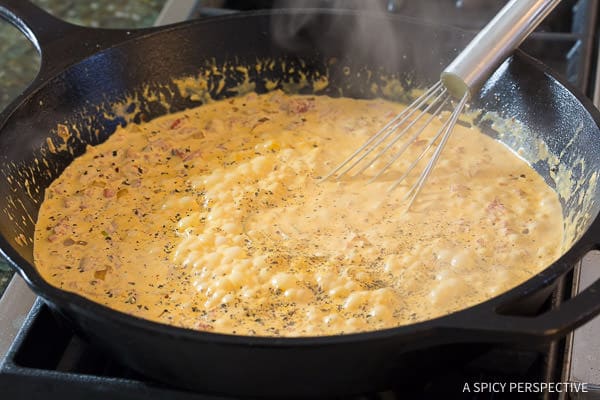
34, 91, 564, 336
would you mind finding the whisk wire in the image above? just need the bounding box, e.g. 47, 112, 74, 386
350, 86, 448, 174
367, 95, 450, 184
401, 93, 469, 209
387, 106, 454, 192
338, 84, 445, 178
319, 81, 443, 181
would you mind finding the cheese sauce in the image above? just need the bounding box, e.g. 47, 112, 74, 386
34, 91, 564, 336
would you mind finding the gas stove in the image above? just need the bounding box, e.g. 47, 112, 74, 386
1, 1, 600, 399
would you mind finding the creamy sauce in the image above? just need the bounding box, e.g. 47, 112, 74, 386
34, 91, 564, 336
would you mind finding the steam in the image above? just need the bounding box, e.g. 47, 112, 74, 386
268, 0, 465, 97
271, 0, 389, 42
270, 0, 403, 74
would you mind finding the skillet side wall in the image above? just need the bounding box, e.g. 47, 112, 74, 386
1, 11, 599, 397
51, 295, 491, 397
472, 54, 600, 246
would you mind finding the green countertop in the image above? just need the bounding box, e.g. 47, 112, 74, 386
0, 0, 166, 296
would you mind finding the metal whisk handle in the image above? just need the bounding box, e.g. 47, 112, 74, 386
440, 0, 561, 99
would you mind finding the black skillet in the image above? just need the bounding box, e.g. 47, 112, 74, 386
1, 0, 600, 397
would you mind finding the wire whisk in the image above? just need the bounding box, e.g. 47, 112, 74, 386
321, 0, 561, 209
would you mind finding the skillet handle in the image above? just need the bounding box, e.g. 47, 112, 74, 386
0, 0, 144, 82
453, 269, 600, 343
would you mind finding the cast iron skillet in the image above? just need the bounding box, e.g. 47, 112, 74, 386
2, 0, 600, 397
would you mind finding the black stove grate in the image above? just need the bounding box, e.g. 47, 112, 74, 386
0, 299, 562, 400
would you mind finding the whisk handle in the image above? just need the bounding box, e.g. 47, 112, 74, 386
440, 0, 561, 99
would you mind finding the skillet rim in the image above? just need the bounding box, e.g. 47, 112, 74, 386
1, 9, 599, 346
